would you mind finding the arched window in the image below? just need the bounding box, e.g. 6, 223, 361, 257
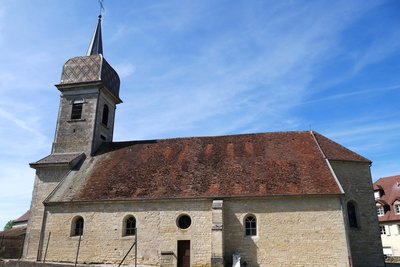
245, 215, 257, 236
71, 216, 84, 236
102, 104, 109, 126
347, 201, 359, 229
124, 216, 136, 236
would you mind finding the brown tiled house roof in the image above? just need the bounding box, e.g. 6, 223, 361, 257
14, 210, 30, 224
373, 175, 400, 222
48, 131, 369, 203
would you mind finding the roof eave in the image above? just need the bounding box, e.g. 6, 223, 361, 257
44, 192, 344, 206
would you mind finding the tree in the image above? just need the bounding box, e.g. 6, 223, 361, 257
3, 220, 13, 231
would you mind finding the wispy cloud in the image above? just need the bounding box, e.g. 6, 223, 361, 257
115, 62, 135, 78
352, 30, 400, 74
0, 108, 46, 139
116, 1, 383, 140
300, 84, 400, 106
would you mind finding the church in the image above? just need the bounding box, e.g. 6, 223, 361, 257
22, 16, 384, 267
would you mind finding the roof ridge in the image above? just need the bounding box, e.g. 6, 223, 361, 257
312, 132, 371, 163
378, 175, 400, 180
310, 131, 345, 194
111, 130, 313, 144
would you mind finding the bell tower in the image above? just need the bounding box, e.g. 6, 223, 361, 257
53, 15, 122, 155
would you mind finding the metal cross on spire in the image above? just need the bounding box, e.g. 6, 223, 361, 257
98, 0, 105, 17
86, 0, 105, 56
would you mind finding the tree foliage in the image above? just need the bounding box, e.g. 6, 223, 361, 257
3, 220, 13, 231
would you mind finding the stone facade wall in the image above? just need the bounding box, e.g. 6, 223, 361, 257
52, 90, 98, 154
27, 193, 369, 266
92, 90, 116, 153
23, 168, 70, 261
0, 234, 25, 259
330, 161, 385, 267
52, 87, 117, 156
223, 196, 350, 267
0, 260, 90, 267
40, 200, 212, 266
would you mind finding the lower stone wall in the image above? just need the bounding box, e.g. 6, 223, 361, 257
41, 200, 212, 266
0, 235, 25, 259
0, 260, 86, 267
223, 196, 350, 267
25, 195, 370, 266
385, 256, 400, 263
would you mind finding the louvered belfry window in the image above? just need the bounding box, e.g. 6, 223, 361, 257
71, 102, 83, 120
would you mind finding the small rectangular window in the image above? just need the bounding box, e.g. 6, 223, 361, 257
395, 204, 400, 214
377, 206, 384, 216
380, 226, 386, 235
71, 103, 83, 120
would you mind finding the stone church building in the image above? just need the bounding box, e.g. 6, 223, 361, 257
23, 16, 384, 267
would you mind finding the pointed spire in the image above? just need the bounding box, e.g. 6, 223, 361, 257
86, 15, 103, 56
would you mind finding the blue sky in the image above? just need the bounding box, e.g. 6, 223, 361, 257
0, 0, 399, 228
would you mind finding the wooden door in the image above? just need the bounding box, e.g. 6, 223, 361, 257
177, 240, 190, 267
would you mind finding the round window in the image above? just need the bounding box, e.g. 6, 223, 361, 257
177, 214, 192, 229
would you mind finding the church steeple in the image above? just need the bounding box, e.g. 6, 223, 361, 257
86, 15, 103, 56
53, 15, 121, 156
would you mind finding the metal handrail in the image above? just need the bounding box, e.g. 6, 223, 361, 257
118, 228, 137, 267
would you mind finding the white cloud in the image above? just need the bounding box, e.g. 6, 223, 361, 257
115, 63, 135, 78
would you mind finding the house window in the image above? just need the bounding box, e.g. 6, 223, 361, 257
245, 215, 257, 236
102, 104, 109, 126
377, 206, 384, 216
395, 203, 400, 214
124, 216, 136, 236
383, 246, 393, 256
380, 226, 386, 235
347, 201, 359, 229
71, 102, 83, 120
71, 216, 84, 236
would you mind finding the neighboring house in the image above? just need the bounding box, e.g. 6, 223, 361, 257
21, 16, 384, 267
373, 175, 400, 257
0, 211, 29, 259
12, 211, 30, 229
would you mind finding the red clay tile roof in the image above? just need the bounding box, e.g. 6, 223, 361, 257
373, 175, 400, 222
60, 131, 368, 202
0, 227, 26, 237
13, 210, 30, 223
313, 133, 371, 162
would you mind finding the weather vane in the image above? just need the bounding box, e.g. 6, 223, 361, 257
98, 0, 105, 18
